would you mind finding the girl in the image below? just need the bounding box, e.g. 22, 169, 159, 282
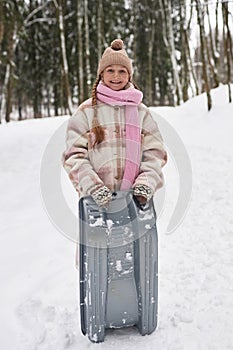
63, 39, 167, 208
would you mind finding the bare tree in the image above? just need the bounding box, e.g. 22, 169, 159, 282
179, 2, 189, 101
195, 0, 212, 110
147, 1, 156, 106
84, 0, 91, 94
0, 11, 18, 123
97, 0, 104, 62
179, 0, 199, 100
4, 24, 17, 123
53, 0, 73, 115
77, 0, 84, 103
222, 1, 232, 103
159, 0, 182, 105
0, 0, 4, 45
215, 0, 220, 66
205, 0, 219, 88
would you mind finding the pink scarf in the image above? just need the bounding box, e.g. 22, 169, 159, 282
96, 82, 143, 190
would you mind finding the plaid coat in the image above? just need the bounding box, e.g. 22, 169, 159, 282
62, 98, 167, 197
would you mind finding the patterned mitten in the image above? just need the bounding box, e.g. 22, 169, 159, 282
133, 184, 152, 204
92, 186, 112, 208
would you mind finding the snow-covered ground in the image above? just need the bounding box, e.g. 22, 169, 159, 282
0, 85, 233, 350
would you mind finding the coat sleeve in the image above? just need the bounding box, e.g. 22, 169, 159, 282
133, 110, 167, 193
62, 108, 104, 195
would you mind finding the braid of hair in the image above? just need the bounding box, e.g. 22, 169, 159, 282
131, 80, 140, 90
91, 75, 105, 145
91, 76, 101, 107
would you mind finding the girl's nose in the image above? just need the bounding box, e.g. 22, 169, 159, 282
113, 71, 119, 78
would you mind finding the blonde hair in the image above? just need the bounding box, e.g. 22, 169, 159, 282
91, 75, 140, 145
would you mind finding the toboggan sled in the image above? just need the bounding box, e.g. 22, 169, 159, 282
79, 190, 158, 343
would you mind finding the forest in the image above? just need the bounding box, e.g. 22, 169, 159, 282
0, 0, 232, 123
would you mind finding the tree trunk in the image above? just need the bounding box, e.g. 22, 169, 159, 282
205, 0, 219, 88
0, 24, 17, 123
222, 2, 232, 103
1, 64, 10, 123
77, 0, 84, 103
195, 0, 212, 110
184, 28, 199, 96
84, 0, 91, 95
132, 1, 139, 84
215, 0, 220, 65
97, 0, 104, 62
147, 6, 155, 106
18, 97, 22, 121
0, 0, 4, 45
53, 84, 59, 116
159, 0, 182, 105
54, 0, 73, 114
179, 1, 189, 101
45, 81, 51, 117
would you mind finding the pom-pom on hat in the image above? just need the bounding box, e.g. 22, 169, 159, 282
97, 39, 133, 77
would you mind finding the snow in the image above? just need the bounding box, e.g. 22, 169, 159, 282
115, 261, 123, 272
89, 217, 105, 227
0, 84, 233, 349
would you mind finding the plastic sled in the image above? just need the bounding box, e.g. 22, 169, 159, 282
79, 190, 158, 343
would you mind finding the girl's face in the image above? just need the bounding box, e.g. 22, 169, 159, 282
102, 65, 130, 91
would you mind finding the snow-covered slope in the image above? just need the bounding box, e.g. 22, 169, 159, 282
0, 85, 233, 350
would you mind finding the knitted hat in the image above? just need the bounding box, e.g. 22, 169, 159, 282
97, 39, 133, 77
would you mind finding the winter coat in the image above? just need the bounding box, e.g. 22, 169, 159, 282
62, 98, 167, 197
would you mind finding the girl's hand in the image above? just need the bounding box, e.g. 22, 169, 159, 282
92, 186, 112, 208
133, 184, 152, 204
134, 195, 147, 205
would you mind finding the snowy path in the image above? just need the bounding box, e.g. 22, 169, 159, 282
0, 86, 233, 349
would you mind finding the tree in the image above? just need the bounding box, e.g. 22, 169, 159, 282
205, 0, 219, 88
77, 0, 84, 103
0, 0, 4, 45
179, 0, 199, 100
97, 0, 104, 62
195, 0, 212, 111
160, 0, 182, 105
0, 0, 24, 123
222, 1, 232, 103
53, 0, 73, 114
83, 0, 91, 96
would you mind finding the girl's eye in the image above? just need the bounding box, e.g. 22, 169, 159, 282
120, 70, 127, 74
107, 69, 114, 73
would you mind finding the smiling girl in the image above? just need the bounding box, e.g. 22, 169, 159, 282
63, 39, 167, 208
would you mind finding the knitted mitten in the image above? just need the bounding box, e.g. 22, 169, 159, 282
92, 186, 112, 208
133, 184, 152, 204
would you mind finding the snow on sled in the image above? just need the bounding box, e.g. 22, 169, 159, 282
79, 190, 158, 343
